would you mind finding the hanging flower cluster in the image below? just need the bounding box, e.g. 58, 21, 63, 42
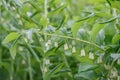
41, 39, 106, 64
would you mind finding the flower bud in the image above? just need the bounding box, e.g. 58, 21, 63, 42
18, 20, 23, 25
110, 68, 118, 78
40, 38, 43, 41
16, 14, 20, 18
21, 60, 26, 65
89, 52, 94, 60
44, 67, 47, 73
72, 46, 76, 53
80, 49, 85, 57
54, 42, 58, 48
45, 59, 50, 65
97, 56, 102, 63
45, 43, 48, 47
47, 40, 51, 45
64, 43, 68, 50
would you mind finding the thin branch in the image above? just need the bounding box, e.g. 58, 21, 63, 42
39, 32, 105, 51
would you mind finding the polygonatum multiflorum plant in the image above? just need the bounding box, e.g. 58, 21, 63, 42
0, 0, 120, 80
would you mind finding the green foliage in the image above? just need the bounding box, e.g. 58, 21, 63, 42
1, 0, 120, 80
2, 32, 19, 44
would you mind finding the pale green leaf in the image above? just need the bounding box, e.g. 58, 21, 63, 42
2, 32, 19, 44
78, 62, 98, 72
112, 33, 120, 44
91, 23, 105, 41
10, 44, 17, 60
71, 22, 82, 37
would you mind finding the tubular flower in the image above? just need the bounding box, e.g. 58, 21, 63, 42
110, 68, 118, 78
97, 56, 102, 63
64, 43, 68, 50
72, 46, 76, 53
89, 52, 94, 60
54, 42, 58, 48
80, 49, 85, 57
45, 59, 50, 65
47, 40, 51, 45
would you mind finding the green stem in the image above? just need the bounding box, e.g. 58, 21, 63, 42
62, 54, 74, 79
44, 0, 48, 18
10, 59, 14, 80
39, 32, 105, 51
27, 51, 33, 80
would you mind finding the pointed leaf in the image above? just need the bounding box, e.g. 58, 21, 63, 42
2, 32, 19, 44
10, 44, 17, 60
71, 22, 82, 37
91, 23, 105, 41
112, 33, 120, 44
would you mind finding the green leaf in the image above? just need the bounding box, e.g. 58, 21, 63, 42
56, 15, 66, 30
48, 4, 67, 17
109, 0, 120, 9
78, 62, 98, 72
13, 0, 22, 7
112, 33, 120, 44
76, 13, 95, 22
71, 22, 82, 37
50, 63, 64, 75
45, 63, 64, 80
10, 44, 17, 60
104, 23, 116, 44
2, 32, 19, 44
2, 0, 8, 10
75, 71, 97, 80
110, 53, 120, 61
28, 1, 41, 11
98, 16, 119, 24
91, 23, 105, 41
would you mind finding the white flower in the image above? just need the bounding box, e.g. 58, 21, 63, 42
16, 14, 20, 18
97, 56, 102, 63
44, 67, 47, 73
19, 47, 23, 51
64, 43, 68, 50
47, 40, 51, 45
69, 45, 72, 48
18, 20, 23, 25
45, 43, 48, 47
12, 7, 16, 10
117, 76, 120, 80
26, 29, 33, 40
72, 46, 76, 53
40, 38, 43, 41
110, 68, 118, 78
54, 42, 58, 48
80, 49, 85, 56
24, 38, 28, 42
45, 59, 50, 65
45, 40, 51, 47
21, 60, 26, 65
89, 52, 94, 60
